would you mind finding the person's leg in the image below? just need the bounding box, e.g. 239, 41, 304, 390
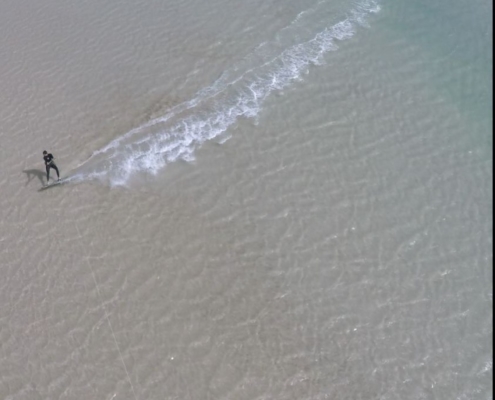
52, 164, 60, 179
46, 165, 50, 181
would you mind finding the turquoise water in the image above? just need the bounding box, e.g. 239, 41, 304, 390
383, 0, 492, 152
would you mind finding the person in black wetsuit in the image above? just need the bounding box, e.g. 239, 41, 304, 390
43, 150, 60, 183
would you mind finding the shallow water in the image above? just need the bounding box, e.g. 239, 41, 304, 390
0, 0, 491, 399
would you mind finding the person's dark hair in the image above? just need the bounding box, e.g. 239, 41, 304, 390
43, 151, 47, 154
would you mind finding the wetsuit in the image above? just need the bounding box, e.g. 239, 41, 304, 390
44, 153, 60, 181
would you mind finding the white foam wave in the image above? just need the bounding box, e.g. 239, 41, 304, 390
71, 0, 380, 187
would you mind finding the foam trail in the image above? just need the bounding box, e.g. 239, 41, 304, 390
71, 0, 380, 187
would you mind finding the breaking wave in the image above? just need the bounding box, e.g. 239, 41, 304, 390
70, 0, 380, 186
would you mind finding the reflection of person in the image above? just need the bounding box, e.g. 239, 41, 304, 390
43, 150, 60, 183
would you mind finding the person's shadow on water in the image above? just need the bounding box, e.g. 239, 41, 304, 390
23, 169, 45, 186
